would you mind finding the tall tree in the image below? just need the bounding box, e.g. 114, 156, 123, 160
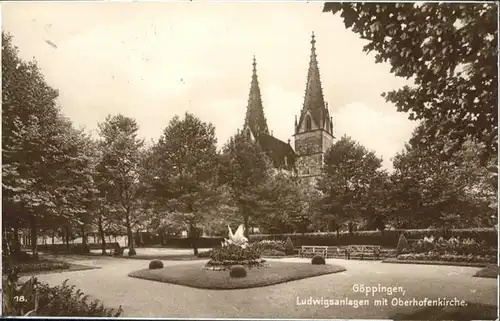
221, 132, 272, 238
152, 113, 220, 255
258, 173, 310, 234
97, 114, 144, 255
316, 135, 386, 234
324, 3, 498, 162
390, 124, 498, 228
2, 32, 95, 257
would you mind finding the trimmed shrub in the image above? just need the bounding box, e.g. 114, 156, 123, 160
128, 248, 136, 256
248, 228, 497, 247
284, 237, 295, 255
253, 240, 285, 252
261, 249, 286, 257
311, 255, 326, 265
396, 233, 410, 254
197, 250, 212, 258
148, 260, 164, 270
229, 265, 247, 278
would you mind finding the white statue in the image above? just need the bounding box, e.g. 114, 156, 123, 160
222, 224, 248, 248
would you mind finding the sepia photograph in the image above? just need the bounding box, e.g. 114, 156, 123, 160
1, 1, 498, 319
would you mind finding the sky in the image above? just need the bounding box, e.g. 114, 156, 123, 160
3, 1, 418, 171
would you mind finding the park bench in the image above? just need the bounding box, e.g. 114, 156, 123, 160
299, 246, 346, 259
346, 245, 381, 260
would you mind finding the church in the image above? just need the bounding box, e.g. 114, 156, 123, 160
240, 32, 335, 183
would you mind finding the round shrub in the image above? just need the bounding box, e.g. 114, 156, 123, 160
149, 259, 164, 269
311, 255, 325, 265
229, 265, 247, 278
197, 250, 212, 258
128, 248, 137, 256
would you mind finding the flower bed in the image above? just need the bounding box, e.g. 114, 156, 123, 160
14, 260, 70, 273
206, 243, 266, 270
249, 228, 497, 247
397, 253, 496, 264
396, 236, 497, 264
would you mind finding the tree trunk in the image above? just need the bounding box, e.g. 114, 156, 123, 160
64, 226, 70, 253
159, 231, 164, 245
81, 225, 88, 253
125, 211, 134, 254
30, 216, 38, 258
12, 226, 21, 255
189, 224, 198, 256
51, 230, 55, 245
98, 216, 107, 255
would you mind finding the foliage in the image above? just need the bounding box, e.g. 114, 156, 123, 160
390, 132, 497, 228
2, 33, 98, 256
253, 240, 285, 252
197, 250, 213, 258
396, 233, 410, 254
284, 237, 295, 255
3, 270, 122, 317
258, 173, 312, 233
261, 249, 286, 257
206, 243, 264, 268
311, 255, 326, 265
316, 136, 388, 231
410, 236, 496, 256
13, 260, 70, 274
229, 265, 247, 278
324, 3, 498, 162
150, 113, 221, 255
97, 114, 144, 253
249, 228, 497, 247
397, 253, 496, 264
221, 131, 273, 236
148, 259, 164, 269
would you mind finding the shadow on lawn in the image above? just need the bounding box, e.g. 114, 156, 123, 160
389, 302, 498, 320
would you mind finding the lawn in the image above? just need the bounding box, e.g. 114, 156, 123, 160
129, 261, 345, 289
474, 265, 499, 279
389, 302, 498, 320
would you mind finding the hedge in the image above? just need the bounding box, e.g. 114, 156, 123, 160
160, 237, 224, 248
248, 228, 497, 248
37, 243, 120, 254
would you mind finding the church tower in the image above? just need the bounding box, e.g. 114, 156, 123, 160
293, 32, 335, 180
243, 55, 269, 139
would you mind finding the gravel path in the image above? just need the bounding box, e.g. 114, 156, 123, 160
23, 256, 497, 318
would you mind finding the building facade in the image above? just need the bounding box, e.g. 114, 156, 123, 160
240, 32, 335, 182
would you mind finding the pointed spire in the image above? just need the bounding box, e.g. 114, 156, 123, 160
299, 31, 327, 130
243, 55, 269, 137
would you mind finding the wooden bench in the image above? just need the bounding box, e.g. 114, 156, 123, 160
299, 246, 348, 259
346, 245, 381, 260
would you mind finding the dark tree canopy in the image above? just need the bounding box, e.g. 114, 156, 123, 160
324, 2, 498, 162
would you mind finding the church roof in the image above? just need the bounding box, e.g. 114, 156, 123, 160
256, 134, 296, 170
243, 56, 270, 137
297, 32, 331, 132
